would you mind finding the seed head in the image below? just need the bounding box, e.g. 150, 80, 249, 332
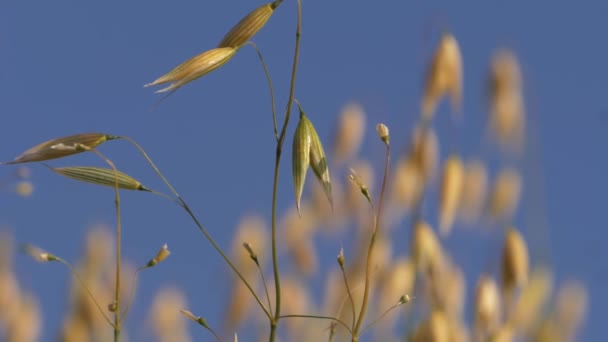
439, 155, 464, 236
421, 32, 463, 121
501, 228, 529, 291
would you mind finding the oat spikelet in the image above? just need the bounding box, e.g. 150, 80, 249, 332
501, 228, 529, 291
488, 168, 522, 223
490, 89, 525, 153
3, 133, 114, 164
280, 277, 312, 337
292, 102, 333, 214
290, 237, 319, 276
490, 325, 515, 342
421, 32, 463, 121
510, 268, 552, 333
412, 310, 451, 342
439, 155, 464, 236
149, 287, 192, 342
225, 281, 257, 332
6, 294, 42, 342
345, 160, 374, 213
488, 49, 525, 152
439, 264, 466, 318
409, 126, 440, 183
554, 281, 588, 339
218, 1, 282, 48
389, 158, 424, 214
48, 165, 151, 191
411, 220, 443, 272
145, 47, 237, 93
458, 159, 488, 224
376, 257, 415, 330
475, 275, 501, 335
332, 102, 366, 166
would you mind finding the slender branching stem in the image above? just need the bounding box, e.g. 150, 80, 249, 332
58, 258, 114, 327
256, 260, 273, 317
121, 266, 147, 321
179, 199, 272, 320
80, 146, 123, 341
352, 143, 391, 341
247, 41, 279, 141
269, 0, 302, 340
328, 323, 336, 342
118, 136, 271, 319
203, 325, 222, 342
361, 299, 405, 333
338, 262, 356, 330
279, 314, 351, 334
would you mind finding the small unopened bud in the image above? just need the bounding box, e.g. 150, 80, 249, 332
180, 309, 198, 322
242, 242, 258, 263
108, 302, 117, 312
180, 308, 211, 328
23, 244, 58, 262
147, 243, 171, 267
376, 123, 390, 145
348, 168, 372, 205
399, 294, 413, 304
337, 247, 345, 267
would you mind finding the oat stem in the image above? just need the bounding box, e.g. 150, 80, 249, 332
81, 147, 123, 341
269, 0, 302, 340
256, 260, 274, 316
352, 142, 390, 341
117, 136, 271, 320
121, 266, 147, 322
361, 299, 406, 334
57, 258, 114, 327
246, 42, 279, 141
338, 259, 356, 330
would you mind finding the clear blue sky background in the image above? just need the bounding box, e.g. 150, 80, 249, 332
1, 1, 607, 341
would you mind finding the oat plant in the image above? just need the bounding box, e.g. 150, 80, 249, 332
1, 1, 590, 342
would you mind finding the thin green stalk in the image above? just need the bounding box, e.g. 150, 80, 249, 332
256, 261, 273, 317
328, 322, 337, 342
180, 200, 272, 320
269, 0, 302, 340
338, 262, 356, 330
121, 266, 147, 322
203, 324, 222, 342
58, 258, 114, 327
118, 136, 270, 319
352, 143, 391, 341
279, 314, 351, 334
246, 41, 278, 141
80, 146, 123, 341
361, 299, 405, 334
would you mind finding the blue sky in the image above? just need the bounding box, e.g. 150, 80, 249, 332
1, 0, 607, 341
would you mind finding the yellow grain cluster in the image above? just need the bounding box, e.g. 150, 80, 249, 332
421, 33, 463, 121
488, 49, 526, 153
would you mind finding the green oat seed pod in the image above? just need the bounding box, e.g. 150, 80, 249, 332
145, 47, 238, 93
48, 165, 151, 191
217, 1, 283, 48
292, 101, 333, 215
